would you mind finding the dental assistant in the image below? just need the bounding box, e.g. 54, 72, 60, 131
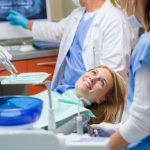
7, 0, 131, 93
106, 0, 150, 149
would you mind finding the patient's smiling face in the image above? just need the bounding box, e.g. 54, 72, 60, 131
75, 67, 113, 104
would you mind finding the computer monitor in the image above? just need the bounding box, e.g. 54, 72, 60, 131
0, 0, 51, 41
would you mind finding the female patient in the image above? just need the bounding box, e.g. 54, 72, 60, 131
49, 65, 126, 124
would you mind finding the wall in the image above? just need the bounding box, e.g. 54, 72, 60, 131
63, 0, 76, 17
50, 0, 63, 20
50, 0, 76, 20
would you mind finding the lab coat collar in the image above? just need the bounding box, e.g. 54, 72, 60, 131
73, 0, 111, 25
74, 7, 86, 19
90, 0, 113, 26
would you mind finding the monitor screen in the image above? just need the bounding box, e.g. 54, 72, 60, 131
0, 0, 47, 21
0, 0, 51, 41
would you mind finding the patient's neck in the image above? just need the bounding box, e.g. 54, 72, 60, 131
75, 90, 91, 107
80, 98, 87, 107
80, 97, 92, 107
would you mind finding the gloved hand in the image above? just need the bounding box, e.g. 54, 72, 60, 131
83, 124, 111, 150
6, 10, 29, 29
0, 46, 17, 74
91, 122, 121, 137
83, 124, 95, 136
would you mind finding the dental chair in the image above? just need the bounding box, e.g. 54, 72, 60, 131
0, 130, 60, 150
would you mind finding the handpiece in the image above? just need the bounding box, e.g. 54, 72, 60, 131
76, 98, 83, 135
44, 81, 56, 133
0, 46, 17, 75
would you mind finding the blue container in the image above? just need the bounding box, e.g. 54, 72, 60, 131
0, 96, 43, 126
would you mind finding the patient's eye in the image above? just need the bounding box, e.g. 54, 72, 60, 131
98, 78, 106, 87
91, 70, 97, 75
99, 79, 104, 87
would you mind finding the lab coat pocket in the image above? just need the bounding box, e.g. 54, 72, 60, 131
93, 46, 102, 66
92, 31, 103, 66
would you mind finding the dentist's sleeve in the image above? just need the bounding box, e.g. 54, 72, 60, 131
32, 18, 67, 42
119, 66, 150, 143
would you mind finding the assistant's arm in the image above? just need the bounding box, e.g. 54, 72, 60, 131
6, 10, 67, 42
109, 66, 150, 150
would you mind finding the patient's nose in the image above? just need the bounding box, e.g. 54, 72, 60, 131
89, 76, 96, 84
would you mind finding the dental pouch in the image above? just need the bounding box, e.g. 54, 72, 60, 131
1, 72, 50, 85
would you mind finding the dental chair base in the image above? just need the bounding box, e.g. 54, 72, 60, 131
58, 133, 109, 150
0, 129, 109, 150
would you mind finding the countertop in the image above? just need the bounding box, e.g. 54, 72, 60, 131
10, 48, 58, 61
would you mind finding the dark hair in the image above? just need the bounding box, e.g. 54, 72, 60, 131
144, 0, 150, 31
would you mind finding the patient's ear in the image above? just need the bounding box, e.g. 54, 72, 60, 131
96, 97, 106, 104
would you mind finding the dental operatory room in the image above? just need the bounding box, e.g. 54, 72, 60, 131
0, 0, 150, 149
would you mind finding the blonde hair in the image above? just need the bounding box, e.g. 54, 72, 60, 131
88, 66, 126, 124
110, 0, 121, 9
110, 0, 117, 6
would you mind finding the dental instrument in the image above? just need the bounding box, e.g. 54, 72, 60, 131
0, 45, 51, 85
44, 80, 56, 132
0, 46, 17, 75
1, 58, 17, 75
76, 97, 83, 134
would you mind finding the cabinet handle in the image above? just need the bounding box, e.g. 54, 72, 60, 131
0, 68, 6, 72
37, 62, 56, 66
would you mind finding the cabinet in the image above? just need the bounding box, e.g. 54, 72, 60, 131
0, 56, 57, 95
27, 56, 57, 95
0, 60, 28, 96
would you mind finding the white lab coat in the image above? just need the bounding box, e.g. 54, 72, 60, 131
32, 0, 131, 90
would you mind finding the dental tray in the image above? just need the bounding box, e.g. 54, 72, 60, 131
0, 96, 43, 126
1, 72, 50, 85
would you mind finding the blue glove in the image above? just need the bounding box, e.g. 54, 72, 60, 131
6, 10, 29, 29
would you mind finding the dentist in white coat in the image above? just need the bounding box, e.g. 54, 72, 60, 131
7, 0, 131, 93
